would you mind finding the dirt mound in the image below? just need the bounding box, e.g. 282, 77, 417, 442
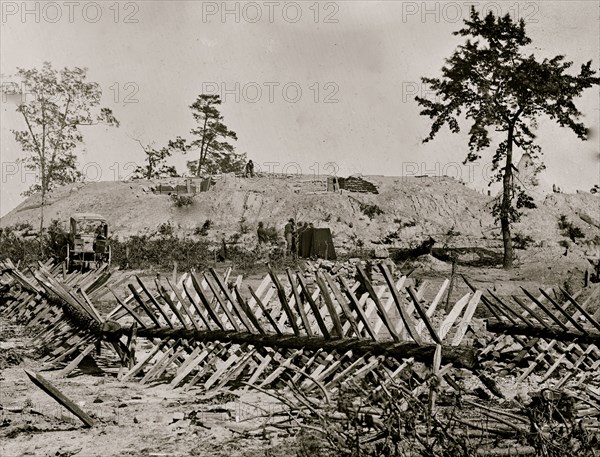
410, 254, 451, 272
1, 175, 599, 259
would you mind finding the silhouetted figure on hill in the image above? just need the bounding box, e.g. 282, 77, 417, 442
245, 160, 254, 178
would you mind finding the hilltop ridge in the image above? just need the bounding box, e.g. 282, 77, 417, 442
2, 174, 599, 256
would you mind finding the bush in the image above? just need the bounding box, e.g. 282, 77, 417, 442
228, 246, 260, 272
394, 218, 416, 228
558, 215, 585, 242
381, 231, 400, 245
110, 224, 213, 271
262, 225, 279, 244
0, 225, 40, 264
171, 194, 194, 207
566, 225, 585, 241
512, 232, 535, 250
194, 219, 212, 237
359, 202, 384, 219
156, 221, 175, 237
0, 219, 68, 265
0, 221, 213, 272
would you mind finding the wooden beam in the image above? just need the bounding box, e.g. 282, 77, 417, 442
486, 319, 600, 345
24, 369, 95, 427
132, 327, 477, 368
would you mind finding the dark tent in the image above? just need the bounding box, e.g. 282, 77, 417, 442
298, 228, 336, 260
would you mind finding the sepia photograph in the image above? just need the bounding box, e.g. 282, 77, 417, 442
1, 1, 599, 455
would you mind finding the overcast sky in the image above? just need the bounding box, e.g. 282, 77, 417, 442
1, 0, 599, 216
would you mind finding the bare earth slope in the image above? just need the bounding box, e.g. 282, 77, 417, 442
2, 174, 599, 255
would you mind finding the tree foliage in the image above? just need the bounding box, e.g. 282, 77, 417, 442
131, 139, 178, 179
186, 151, 247, 175
7, 63, 119, 196
169, 94, 237, 176
4, 62, 119, 238
170, 94, 238, 176
416, 9, 599, 268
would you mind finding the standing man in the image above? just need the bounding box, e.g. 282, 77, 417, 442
245, 160, 254, 178
284, 218, 295, 256
257, 221, 268, 244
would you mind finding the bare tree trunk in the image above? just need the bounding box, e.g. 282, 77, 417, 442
197, 143, 205, 177
197, 117, 209, 177
146, 147, 153, 179
39, 182, 45, 257
198, 146, 205, 177
501, 126, 514, 270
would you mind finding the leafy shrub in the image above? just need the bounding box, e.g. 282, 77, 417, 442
0, 219, 67, 265
228, 246, 260, 272
395, 218, 417, 228
512, 232, 535, 250
381, 231, 400, 245
558, 215, 585, 242
171, 194, 194, 207
111, 230, 212, 271
0, 226, 40, 264
267, 246, 286, 270
261, 225, 279, 244
194, 219, 212, 236
14, 222, 34, 232
0, 220, 214, 271
567, 226, 585, 241
156, 221, 175, 237
359, 202, 384, 219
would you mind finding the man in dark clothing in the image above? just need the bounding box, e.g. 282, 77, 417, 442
257, 221, 268, 244
245, 160, 254, 178
284, 218, 295, 255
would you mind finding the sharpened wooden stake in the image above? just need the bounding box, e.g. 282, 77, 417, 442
379, 264, 421, 344
24, 369, 95, 427
287, 269, 313, 336
268, 265, 300, 335
407, 286, 441, 344
357, 265, 400, 342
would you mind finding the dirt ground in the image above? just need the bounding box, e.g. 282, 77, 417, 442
1, 321, 300, 457
0, 316, 566, 457
2, 255, 597, 457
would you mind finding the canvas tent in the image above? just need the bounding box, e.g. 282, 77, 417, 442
298, 228, 336, 260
